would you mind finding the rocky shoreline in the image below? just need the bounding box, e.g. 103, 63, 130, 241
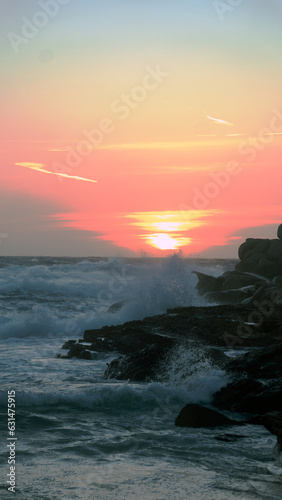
59, 225, 282, 458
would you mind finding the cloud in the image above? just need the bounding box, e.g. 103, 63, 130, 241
14, 163, 97, 184
205, 115, 234, 127
0, 191, 131, 256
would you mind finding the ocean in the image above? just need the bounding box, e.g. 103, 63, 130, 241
1, 255, 281, 499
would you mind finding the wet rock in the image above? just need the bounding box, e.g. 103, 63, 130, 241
61, 339, 77, 349
248, 412, 282, 452
104, 343, 173, 381
193, 271, 224, 294
205, 348, 230, 369
194, 270, 264, 295
175, 404, 241, 427
225, 342, 282, 379
213, 378, 263, 410
194, 225, 282, 304
83, 319, 176, 354
107, 300, 126, 313
194, 270, 268, 305
236, 237, 282, 279
238, 238, 270, 261
58, 342, 92, 360
205, 288, 252, 305
213, 378, 282, 414
215, 433, 246, 442
61, 303, 282, 362
241, 283, 282, 306
213, 343, 282, 414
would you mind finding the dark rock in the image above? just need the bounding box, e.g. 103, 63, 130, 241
238, 239, 270, 261
84, 320, 176, 354
175, 404, 241, 427
205, 288, 252, 305
107, 300, 126, 313
105, 343, 172, 381
247, 412, 282, 451
194, 269, 268, 305
215, 433, 246, 442
79, 350, 92, 360
65, 343, 86, 358
83, 305, 260, 351
213, 344, 282, 414
213, 378, 282, 414
193, 271, 224, 294
60, 342, 92, 360
194, 270, 262, 294
213, 378, 263, 410
235, 388, 282, 414
193, 226, 282, 304
206, 348, 230, 369
61, 303, 282, 362
226, 342, 282, 379
236, 237, 282, 279
61, 339, 76, 349
219, 271, 264, 291
241, 283, 282, 306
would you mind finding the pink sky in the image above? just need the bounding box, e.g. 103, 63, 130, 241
1, 1, 282, 256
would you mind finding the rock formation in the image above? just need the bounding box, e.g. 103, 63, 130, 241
175, 404, 241, 427
59, 225, 282, 459
195, 224, 282, 305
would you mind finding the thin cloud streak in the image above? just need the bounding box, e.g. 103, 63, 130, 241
205, 115, 234, 126
14, 163, 97, 184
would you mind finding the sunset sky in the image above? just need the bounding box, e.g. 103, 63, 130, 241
1, 0, 282, 257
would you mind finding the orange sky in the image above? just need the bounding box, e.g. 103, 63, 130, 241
1, 1, 282, 256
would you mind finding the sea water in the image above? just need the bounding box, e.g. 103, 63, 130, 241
0, 255, 281, 499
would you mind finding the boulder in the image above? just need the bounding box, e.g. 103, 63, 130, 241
236, 235, 282, 279
213, 343, 282, 414
213, 378, 263, 410
59, 342, 92, 360
193, 271, 223, 294
213, 378, 282, 414
61, 339, 76, 349
107, 300, 126, 313
225, 342, 282, 379
194, 270, 263, 296
104, 343, 173, 381
205, 288, 252, 305
194, 226, 282, 302
238, 239, 270, 261
84, 322, 175, 355
175, 404, 241, 427
248, 412, 282, 452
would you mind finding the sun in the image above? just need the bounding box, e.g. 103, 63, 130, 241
146, 233, 190, 250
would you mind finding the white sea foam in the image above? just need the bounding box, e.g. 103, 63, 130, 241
1, 256, 279, 500
0, 372, 228, 411
0, 254, 228, 340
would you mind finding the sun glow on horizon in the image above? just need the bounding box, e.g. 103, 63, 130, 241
145, 233, 191, 250
124, 210, 215, 251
